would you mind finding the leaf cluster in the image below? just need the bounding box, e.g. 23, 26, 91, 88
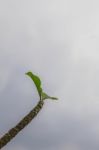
26, 72, 58, 101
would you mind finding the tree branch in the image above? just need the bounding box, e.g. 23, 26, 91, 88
0, 100, 44, 149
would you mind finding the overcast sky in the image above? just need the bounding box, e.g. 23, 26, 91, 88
0, 0, 99, 150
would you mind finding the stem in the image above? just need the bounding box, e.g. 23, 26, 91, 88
0, 100, 44, 149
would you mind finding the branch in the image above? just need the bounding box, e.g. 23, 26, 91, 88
0, 100, 44, 149
0, 71, 58, 149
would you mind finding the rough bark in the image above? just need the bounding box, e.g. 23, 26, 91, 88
0, 100, 44, 149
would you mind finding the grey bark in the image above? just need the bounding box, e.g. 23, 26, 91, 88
0, 100, 44, 149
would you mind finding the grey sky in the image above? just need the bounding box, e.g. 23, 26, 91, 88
0, 0, 99, 150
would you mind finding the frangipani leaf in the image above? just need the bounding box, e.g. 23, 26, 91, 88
41, 92, 58, 100
26, 72, 42, 99
26, 71, 58, 101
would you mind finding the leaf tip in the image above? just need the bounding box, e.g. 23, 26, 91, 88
25, 71, 32, 75
50, 97, 58, 100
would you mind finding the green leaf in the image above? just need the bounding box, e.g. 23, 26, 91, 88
26, 71, 58, 101
41, 92, 58, 100
26, 72, 42, 99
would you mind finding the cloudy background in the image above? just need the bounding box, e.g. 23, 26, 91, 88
0, 0, 99, 149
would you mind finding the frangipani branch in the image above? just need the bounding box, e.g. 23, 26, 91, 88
0, 72, 58, 149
